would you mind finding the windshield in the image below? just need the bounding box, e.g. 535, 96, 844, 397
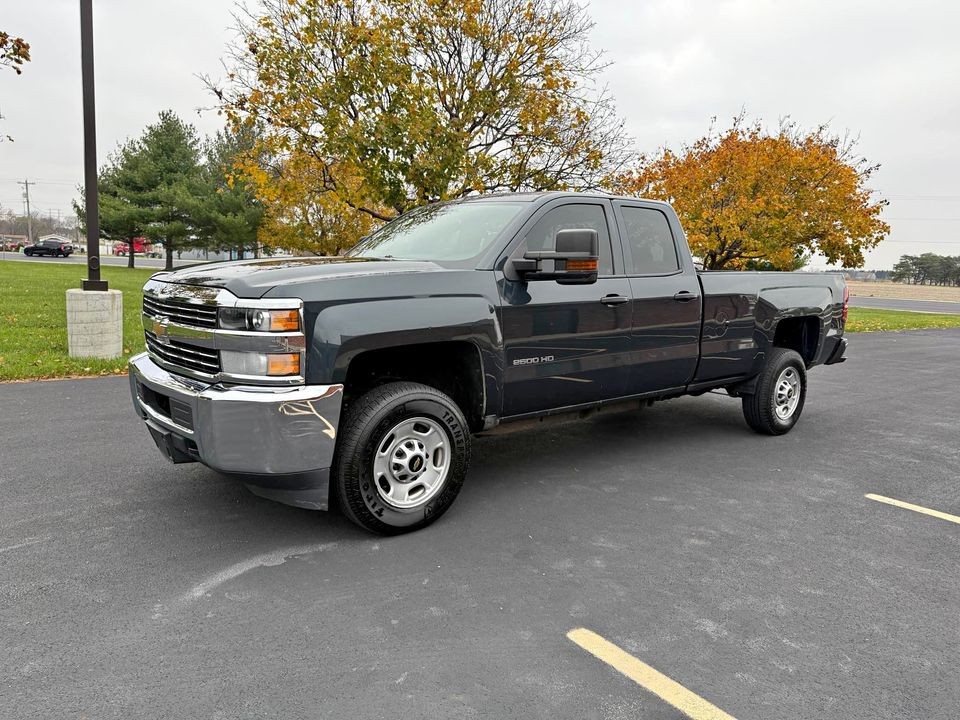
348, 201, 526, 263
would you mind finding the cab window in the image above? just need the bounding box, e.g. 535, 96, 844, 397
520, 204, 614, 275
620, 206, 680, 275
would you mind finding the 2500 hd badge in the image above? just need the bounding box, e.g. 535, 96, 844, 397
513, 355, 555, 366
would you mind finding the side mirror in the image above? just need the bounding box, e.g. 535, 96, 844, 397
512, 228, 599, 284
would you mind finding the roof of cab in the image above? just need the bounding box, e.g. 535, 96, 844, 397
457, 190, 671, 209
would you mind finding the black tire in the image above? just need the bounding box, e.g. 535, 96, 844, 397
742, 347, 807, 435
333, 381, 471, 535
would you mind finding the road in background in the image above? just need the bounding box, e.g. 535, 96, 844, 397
3, 330, 959, 719
848, 295, 960, 314
0, 252, 203, 269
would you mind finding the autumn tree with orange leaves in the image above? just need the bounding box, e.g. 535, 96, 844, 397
1, 30, 30, 141
615, 117, 889, 270
237, 148, 378, 255
210, 0, 630, 253
0, 31, 30, 74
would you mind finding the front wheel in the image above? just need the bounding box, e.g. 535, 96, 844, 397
742, 347, 807, 435
333, 382, 471, 535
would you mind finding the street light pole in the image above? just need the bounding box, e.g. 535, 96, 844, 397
67, 0, 122, 359
80, 0, 107, 291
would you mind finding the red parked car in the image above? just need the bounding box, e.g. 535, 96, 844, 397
115, 238, 155, 256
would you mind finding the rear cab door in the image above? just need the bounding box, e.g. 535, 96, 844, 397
612, 200, 702, 394
496, 197, 634, 417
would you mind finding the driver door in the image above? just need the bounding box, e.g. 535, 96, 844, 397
497, 199, 633, 417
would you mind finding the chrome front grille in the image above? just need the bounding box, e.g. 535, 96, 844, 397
142, 294, 217, 329
145, 330, 221, 375
140, 278, 305, 386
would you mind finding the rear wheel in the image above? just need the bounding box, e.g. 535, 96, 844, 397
742, 347, 807, 435
333, 381, 470, 535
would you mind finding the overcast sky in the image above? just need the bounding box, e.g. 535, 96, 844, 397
1, 0, 957, 268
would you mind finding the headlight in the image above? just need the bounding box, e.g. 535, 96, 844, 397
221, 351, 301, 377
219, 307, 300, 332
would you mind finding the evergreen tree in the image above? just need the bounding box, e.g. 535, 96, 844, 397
198, 126, 263, 259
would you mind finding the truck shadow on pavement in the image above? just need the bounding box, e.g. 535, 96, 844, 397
146, 393, 750, 556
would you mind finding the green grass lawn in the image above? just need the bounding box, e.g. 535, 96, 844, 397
845, 307, 960, 333
0, 261, 155, 381
3, 260, 960, 381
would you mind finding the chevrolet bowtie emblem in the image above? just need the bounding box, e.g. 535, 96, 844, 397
152, 316, 171, 344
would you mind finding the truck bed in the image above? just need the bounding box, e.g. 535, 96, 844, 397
694, 270, 847, 384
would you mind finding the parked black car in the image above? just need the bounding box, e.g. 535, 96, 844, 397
23, 239, 74, 257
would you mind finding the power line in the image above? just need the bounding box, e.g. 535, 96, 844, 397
881, 239, 960, 244
883, 195, 960, 200
0, 177, 78, 185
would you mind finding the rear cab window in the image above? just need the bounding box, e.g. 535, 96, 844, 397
618, 206, 681, 275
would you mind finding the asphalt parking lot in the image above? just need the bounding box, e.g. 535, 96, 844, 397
2, 330, 959, 719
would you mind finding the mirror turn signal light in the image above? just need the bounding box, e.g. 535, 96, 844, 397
267, 353, 301, 376
566, 258, 598, 272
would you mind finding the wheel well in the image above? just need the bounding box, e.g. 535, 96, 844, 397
343, 341, 486, 432
773, 316, 819, 365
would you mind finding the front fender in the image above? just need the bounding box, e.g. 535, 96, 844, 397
306, 296, 504, 411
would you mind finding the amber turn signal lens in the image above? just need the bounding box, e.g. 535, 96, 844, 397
566, 258, 598, 272
270, 310, 300, 332
266, 353, 301, 376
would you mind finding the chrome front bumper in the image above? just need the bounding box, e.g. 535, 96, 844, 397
128, 352, 343, 476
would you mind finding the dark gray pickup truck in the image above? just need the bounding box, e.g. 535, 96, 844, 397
129, 191, 848, 534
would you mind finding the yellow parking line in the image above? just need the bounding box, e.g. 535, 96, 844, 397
566, 628, 737, 720
865, 493, 960, 525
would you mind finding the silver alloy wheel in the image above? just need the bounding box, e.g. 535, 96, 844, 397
774, 366, 802, 420
372, 416, 450, 509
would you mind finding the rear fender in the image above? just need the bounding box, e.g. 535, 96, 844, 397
755, 286, 836, 371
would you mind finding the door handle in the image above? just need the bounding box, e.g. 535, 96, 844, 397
673, 291, 697, 302
601, 294, 629, 306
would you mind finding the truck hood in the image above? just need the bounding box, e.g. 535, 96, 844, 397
151, 256, 445, 298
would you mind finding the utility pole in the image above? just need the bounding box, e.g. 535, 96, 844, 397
19, 179, 34, 244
